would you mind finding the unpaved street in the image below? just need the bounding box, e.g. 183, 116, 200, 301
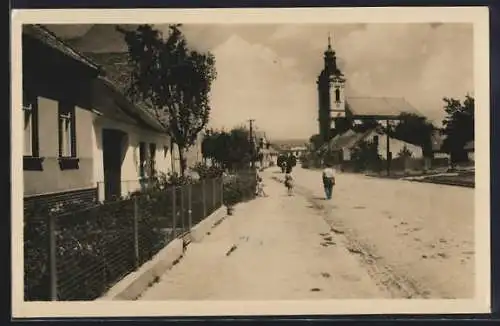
139, 176, 393, 300
269, 167, 475, 299
139, 167, 474, 300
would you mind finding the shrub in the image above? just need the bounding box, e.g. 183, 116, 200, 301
191, 162, 225, 179
222, 171, 257, 207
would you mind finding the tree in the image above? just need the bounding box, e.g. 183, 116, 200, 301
350, 139, 382, 172
390, 112, 435, 158
397, 145, 413, 159
309, 134, 324, 151
118, 24, 217, 175
277, 154, 287, 173
330, 117, 353, 139
201, 127, 255, 171
286, 154, 297, 173
352, 118, 380, 133
441, 95, 474, 163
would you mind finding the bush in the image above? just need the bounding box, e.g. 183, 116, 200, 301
222, 171, 257, 207
191, 162, 225, 179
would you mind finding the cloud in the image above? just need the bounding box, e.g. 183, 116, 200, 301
44, 23, 474, 139
208, 34, 317, 139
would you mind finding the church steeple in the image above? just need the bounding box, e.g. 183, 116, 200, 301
323, 32, 338, 75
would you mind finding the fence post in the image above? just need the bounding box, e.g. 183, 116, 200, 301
133, 197, 140, 268
187, 184, 192, 230
202, 179, 207, 218
180, 186, 185, 233
172, 187, 177, 238
48, 214, 58, 301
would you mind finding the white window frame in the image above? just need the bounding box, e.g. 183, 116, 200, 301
59, 110, 73, 157
23, 101, 33, 157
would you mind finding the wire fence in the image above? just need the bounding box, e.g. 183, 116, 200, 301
24, 178, 224, 301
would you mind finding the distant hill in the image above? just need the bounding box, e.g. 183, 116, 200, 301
271, 139, 308, 150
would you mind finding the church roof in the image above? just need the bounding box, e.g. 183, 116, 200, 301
346, 97, 422, 119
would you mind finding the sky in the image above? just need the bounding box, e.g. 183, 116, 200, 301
46, 23, 474, 140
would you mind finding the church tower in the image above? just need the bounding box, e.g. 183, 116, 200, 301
317, 34, 346, 142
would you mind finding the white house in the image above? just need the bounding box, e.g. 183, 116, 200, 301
22, 24, 179, 207
322, 128, 423, 162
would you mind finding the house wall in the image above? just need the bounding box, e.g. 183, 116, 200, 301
23, 33, 99, 198
364, 132, 424, 159
23, 96, 95, 196
170, 135, 203, 174
93, 116, 174, 200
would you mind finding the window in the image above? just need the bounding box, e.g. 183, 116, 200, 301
335, 88, 341, 103
139, 142, 146, 178
22, 89, 43, 171
58, 102, 76, 158
58, 102, 79, 170
23, 91, 34, 156
149, 143, 156, 176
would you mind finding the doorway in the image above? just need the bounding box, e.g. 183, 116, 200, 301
102, 129, 126, 201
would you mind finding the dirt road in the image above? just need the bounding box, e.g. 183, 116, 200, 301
139, 175, 393, 300
269, 167, 475, 299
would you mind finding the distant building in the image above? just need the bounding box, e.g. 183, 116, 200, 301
316, 36, 422, 143
253, 131, 279, 168
315, 35, 427, 172
322, 128, 423, 161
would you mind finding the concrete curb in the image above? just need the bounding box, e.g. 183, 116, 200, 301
190, 206, 228, 243
98, 206, 228, 301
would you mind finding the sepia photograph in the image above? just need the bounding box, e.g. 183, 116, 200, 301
11, 7, 490, 317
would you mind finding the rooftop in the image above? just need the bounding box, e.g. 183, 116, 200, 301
346, 97, 422, 119
26, 25, 166, 133
23, 24, 101, 72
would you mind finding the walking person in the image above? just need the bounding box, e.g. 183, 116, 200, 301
322, 163, 336, 200
284, 171, 295, 196
256, 173, 268, 197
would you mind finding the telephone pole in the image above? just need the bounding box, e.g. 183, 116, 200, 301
248, 119, 255, 169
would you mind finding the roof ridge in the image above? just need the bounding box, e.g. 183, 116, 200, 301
32, 24, 102, 72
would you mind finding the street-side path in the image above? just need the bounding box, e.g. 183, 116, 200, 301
139, 174, 392, 300
268, 167, 475, 299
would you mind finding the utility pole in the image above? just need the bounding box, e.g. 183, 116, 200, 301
386, 119, 392, 176
248, 119, 255, 169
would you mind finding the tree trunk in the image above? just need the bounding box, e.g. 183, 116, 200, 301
178, 147, 187, 176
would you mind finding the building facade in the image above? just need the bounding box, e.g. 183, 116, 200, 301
22, 25, 178, 206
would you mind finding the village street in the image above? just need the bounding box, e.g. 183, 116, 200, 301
268, 166, 475, 299
139, 167, 474, 300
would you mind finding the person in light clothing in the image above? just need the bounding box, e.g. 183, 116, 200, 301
284, 172, 294, 196
322, 163, 336, 200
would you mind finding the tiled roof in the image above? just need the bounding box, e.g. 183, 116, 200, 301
84, 52, 168, 132
24, 26, 167, 133
320, 129, 374, 152
97, 77, 167, 133
23, 24, 101, 72
346, 97, 422, 118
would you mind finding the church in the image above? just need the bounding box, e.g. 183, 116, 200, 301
316, 36, 426, 172
316, 35, 421, 143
